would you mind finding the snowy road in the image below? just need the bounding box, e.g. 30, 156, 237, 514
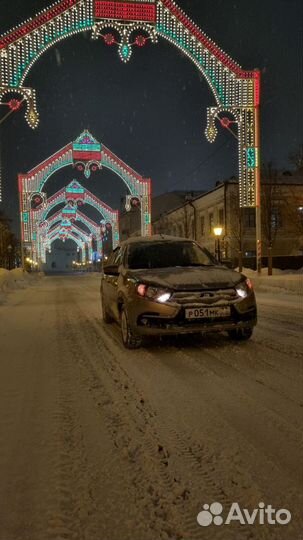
0, 274, 302, 540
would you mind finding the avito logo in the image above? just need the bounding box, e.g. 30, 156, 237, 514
197, 502, 291, 527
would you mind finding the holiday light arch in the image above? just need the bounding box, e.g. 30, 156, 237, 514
42, 220, 93, 263
33, 180, 119, 261
44, 231, 88, 264
18, 130, 152, 261
38, 204, 104, 262
4, 0, 261, 264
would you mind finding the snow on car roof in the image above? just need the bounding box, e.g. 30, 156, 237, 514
121, 235, 192, 245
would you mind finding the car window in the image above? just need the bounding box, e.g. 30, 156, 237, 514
105, 251, 116, 265
113, 248, 122, 266
127, 242, 215, 270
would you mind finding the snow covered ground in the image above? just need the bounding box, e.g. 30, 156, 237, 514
0, 268, 43, 304
238, 267, 303, 295
0, 274, 302, 540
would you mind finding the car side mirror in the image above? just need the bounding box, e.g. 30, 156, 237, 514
103, 264, 119, 276
222, 260, 234, 269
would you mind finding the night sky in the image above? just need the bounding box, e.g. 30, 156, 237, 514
0, 0, 302, 235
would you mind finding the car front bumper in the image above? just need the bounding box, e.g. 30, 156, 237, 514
126, 294, 257, 337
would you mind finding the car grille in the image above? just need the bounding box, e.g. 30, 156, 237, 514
171, 288, 238, 306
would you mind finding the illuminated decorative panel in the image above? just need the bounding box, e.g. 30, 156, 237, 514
18, 130, 152, 262
2, 0, 260, 254
0, 0, 79, 49
95, 1, 156, 22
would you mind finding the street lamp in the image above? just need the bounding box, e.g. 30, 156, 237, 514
213, 227, 223, 263
7, 244, 13, 270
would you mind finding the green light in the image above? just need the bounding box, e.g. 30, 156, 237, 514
247, 148, 257, 168
122, 44, 130, 60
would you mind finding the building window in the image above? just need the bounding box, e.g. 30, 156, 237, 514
271, 208, 282, 230
191, 220, 195, 239
200, 216, 205, 236
218, 208, 224, 226
209, 213, 214, 233
244, 209, 256, 228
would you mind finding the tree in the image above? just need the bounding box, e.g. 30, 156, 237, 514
0, 211, 18, 269
261, 163, 281, 275
289, 143, 303, 172
227, 186, 244, 270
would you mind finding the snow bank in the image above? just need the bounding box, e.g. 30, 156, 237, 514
0, 268, 44, 304
237, 267, 303, 296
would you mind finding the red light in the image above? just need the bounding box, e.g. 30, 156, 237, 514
8, 99, 22, 111
135, 35, 147, 47
246, 278, 253, 290
104, 33, 115, 45
220, 117, 231, 128
137, 284, 147, 297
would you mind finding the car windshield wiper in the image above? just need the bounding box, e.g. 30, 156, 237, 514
184, 263, 215, 267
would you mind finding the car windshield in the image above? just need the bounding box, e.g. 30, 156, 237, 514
127, 241, 216, 270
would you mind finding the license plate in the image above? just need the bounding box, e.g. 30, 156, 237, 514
185, 306, 231, 320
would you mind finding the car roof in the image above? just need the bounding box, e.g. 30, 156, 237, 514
119, 235, 193, 247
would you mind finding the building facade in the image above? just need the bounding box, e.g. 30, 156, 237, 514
153, 175, 303, 267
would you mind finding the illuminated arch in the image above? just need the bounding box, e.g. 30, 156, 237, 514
42, 220, 93, 263
43, 234, 87, 264
18, 131, 151, 259
38, 204, 103, 259
45, 205, 100, 236
4, 0, 261, 264
32, 181, 119, 260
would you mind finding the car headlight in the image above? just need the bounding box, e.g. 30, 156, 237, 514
137, 284, 172, 303
235, 278, 253, 298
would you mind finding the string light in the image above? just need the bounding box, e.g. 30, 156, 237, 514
18, 130, 152, 262
1, 0, 260, 233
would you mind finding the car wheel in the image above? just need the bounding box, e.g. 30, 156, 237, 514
228, 328, 253, 341
121, 307, 142, 349
101, 296, 113, 324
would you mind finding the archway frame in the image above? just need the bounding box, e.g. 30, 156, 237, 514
33, 180, 119, 260
2, 0, 261, 268
44, 233, 87, 264
18, 130, 151, 261
38, 204, 103, 260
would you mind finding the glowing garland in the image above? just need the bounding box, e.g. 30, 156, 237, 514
4, 0, 260, 211
39, 204, 104, 258
19, 130, 152, 263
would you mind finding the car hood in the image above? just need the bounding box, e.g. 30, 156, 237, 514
129, 266, 243, 290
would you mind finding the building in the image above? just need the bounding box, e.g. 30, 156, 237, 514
152, 172, 303, 268
119, 190, 204, 241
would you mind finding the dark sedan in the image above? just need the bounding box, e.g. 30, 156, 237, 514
100, 236, 257, 348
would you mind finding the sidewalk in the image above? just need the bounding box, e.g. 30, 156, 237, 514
240, 268, 303, 296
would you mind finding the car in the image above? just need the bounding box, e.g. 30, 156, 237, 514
100, 235, 257, 349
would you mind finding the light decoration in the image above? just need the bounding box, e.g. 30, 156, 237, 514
19, 130, 152, 263
40, 203, 103, 255
34, 181, 119, 260
44, 230, 87, 264
42, 219, 94, 262
4, 1, 260, 259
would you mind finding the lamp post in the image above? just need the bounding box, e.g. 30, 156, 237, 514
213, 227, 223, 263
7, 244, 13, 270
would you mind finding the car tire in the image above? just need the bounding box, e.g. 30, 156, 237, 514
121, 306, 142, 349
228, 328, 253, 341
101, 296, 113, 324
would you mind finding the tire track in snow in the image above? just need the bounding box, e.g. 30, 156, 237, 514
69, 300, 283, 540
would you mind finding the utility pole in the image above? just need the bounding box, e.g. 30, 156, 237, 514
255, 70, 262, 273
